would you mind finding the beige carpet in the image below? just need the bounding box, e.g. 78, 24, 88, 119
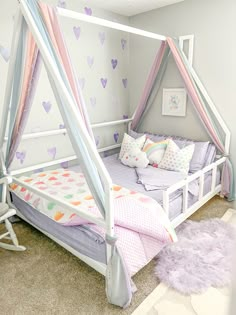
131, 208, 236, 315
0, 196, 234, 315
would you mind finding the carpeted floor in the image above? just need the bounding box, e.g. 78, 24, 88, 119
0, 196, 234, 315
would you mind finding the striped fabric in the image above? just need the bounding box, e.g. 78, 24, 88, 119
143, 138, 169, 165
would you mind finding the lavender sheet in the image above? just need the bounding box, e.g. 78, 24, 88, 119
71, 154, 220, 220
11, 193, 107, 264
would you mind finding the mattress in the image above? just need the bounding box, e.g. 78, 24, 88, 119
11, 154, 220, 272
71, 154, 221, 220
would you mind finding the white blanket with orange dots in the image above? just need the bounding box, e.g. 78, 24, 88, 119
10, 169, 177, 275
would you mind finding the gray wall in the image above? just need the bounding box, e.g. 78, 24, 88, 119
129, 0, 236, 197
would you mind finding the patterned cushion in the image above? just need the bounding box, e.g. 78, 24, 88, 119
142, 138, 169, 165
119, 133, 146, 159
159, 140, 195, 174
121, 147, 149, 168
129, 130, 211, 172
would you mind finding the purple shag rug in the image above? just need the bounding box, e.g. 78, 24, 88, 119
155, 218, 236, 294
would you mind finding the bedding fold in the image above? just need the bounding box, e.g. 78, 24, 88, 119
10, 168, 178, 281
136, 167, 199, 196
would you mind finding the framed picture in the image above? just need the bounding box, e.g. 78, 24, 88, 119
162, 88, 187, 116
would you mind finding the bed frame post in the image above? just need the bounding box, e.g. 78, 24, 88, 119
105, 186, 114, 263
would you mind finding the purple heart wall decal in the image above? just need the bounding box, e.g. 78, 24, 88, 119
122, 78, 128, 88
87, 56, 94, 68
111, 59, 118, 69
59, 124, 66, 135
90, 97, 96, 107
123, 114, 129, 119
42, 101, 52, 113
98, 32, 105, 45
73, 26, 81, 40
121, 39, 127, 50
114, 132, 119, 143
0, 45, 10, 62
57, 0, 66, 8
78, 78, 85, 90
47, 147, 57, 160
61, 161, 69, 168
100, 78, 107, 88
16, 151, 26, 164
84, 7, 92, 15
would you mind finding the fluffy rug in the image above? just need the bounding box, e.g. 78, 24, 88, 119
155, 218, 236, 294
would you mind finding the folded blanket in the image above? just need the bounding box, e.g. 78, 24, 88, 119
136, 167, 199, 196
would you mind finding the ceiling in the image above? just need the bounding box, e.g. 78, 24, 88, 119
85, 0, 184, 17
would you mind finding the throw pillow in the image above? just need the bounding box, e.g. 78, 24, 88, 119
119, 133, 146, 159
121, 147, 149, 168
159, 140, 195, 174
142, 138, 169, 166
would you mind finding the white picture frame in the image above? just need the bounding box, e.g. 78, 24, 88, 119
162, 88, 187, 117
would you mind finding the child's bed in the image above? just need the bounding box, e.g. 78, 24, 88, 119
6, 128, 227, 308
9, 145, 221, 277
2, 1, 233, 308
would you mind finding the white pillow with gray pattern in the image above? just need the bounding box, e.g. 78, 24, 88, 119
159, 140, 195, 175
119, 133, 146, 159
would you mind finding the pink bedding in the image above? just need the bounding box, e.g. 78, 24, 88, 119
10, 169, 176, 276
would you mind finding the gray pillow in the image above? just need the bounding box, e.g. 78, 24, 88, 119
203, 143, 217, 167
188, 141, 210, 172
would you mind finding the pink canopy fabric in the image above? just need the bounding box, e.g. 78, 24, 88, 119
132, 41, 168, 129
7, 28, 41, 168
131, 37, 234, 201
39, 3, 94, 140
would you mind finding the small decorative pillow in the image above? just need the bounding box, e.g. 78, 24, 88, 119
119, 133, 146, 159
159, 140, 195, 174
121, 147, 149, 168
142, 138, 169, 166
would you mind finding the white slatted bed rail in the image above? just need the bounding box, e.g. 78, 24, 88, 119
164, 156, 226, 228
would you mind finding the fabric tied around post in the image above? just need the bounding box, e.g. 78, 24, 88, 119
105, 233, 133, 308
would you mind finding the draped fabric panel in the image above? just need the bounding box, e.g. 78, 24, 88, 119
20, 0, 131, 307
134, 46, 171, 131
39, 2, 94, 140
6, 20, 41, 168
131, 41, 168, 130
24, 0, 106, 215
131, 37, 234, 201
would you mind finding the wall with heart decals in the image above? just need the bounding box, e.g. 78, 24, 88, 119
0, 0, 130, 170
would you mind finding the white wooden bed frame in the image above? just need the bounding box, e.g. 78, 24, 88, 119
1, 0, 231, 286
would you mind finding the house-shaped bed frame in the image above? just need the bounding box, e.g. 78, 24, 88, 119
0, 0, 234, 308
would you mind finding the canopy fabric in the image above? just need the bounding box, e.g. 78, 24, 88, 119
131, 37, 235, 201
6, 19, 41, 168
0, 0, 234, 308
0, 0, 132, 308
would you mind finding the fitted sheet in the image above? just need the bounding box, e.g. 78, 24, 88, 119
11, 154, 220, 271
71, 154, 221, 220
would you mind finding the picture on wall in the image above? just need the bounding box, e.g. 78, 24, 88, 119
162, 88, 187, 116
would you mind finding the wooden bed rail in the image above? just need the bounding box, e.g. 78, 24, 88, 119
163, 156, 226, 227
